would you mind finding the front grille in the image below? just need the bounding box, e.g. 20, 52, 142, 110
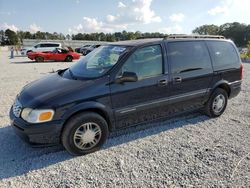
13, 98, 22, 118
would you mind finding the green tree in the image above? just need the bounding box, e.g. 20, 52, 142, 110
0, 30, 6, 45
72, 33, 85, 40
66, 34, 71, 40
192, 24, 220, 35
5, 29, 18, 45
219, 22, 248, 47
34, 31, 46, 39
24, 31, 32, 39
246, 41, 250, 57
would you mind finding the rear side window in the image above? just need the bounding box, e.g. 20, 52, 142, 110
40, 44, 46, 47
206, 41, 239, 70
47, 43, 59, 47
167, 41, 211, 74
41, 44, 49, 47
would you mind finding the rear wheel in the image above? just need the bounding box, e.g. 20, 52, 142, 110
204, 88, 228, 117
65, 56, 73, 62
35, 56, 44, 62
62, 112, 109, 156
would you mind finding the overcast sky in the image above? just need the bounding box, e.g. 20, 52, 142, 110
0, 0, 250, 34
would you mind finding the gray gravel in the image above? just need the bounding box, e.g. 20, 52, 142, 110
0, 52, 249, 187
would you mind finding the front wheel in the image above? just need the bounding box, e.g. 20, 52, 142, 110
35, 56, 44, 62
65, 56, 73, 62
61, 112, 109, 156
204, 88, 228, 117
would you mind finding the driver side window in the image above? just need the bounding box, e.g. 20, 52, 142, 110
119, 45, 163, 80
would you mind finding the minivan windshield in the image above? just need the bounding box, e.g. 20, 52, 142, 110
70, 45, 127, 79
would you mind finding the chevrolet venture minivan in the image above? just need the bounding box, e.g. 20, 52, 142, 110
10, 35, 243, 155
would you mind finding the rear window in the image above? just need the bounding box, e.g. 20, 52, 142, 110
206, 41, 240, 70
35, 43, 59, 48
47, 43, 59, 47
167, 41, 211, 74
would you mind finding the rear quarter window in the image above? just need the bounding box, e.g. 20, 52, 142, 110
206, 41, 240, 70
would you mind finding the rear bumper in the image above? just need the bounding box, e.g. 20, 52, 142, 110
10, 107, 63, 145
229, 80, 242, 99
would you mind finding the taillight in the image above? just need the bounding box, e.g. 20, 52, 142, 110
240, 64, 243, 80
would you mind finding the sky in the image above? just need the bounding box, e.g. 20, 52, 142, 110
0, 0, 250, 35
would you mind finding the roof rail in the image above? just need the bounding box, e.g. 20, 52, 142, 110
166, 34, 225, 39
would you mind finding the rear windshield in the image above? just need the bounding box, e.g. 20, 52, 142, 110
206, 41, 240, 70
70, 45, 127, 79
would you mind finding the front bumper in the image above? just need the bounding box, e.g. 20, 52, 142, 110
10, 107, 63, 145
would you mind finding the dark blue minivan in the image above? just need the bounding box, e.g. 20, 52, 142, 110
10, 36, 243, 155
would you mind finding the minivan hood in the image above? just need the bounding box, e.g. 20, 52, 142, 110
18, 72, 92, 108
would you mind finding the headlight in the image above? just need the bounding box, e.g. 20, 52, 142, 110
21, 108, 55, 123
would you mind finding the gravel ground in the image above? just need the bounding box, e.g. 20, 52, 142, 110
0, 51, 249, 187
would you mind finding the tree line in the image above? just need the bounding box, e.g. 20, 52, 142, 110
1, 22, 250, 47
192, 22, 250, 47
0, 29, 165, 45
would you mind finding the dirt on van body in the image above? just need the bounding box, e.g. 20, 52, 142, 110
0, 52, 249, 187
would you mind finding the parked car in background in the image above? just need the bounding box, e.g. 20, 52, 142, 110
10, 36, 242, 155
81, 44, 101, 55
238, 47, 248, 54
27, 47, 80, 62
75, 44, 91, 53
21, 42, 62, 55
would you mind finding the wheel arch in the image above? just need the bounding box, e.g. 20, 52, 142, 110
211, 80, 231, 97
26, 50, 32, 55
60, 102, 115, 137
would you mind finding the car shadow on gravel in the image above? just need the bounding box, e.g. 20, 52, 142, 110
0, 126, 71, 180
105, 112, 209, 149
0, 112, 209, 180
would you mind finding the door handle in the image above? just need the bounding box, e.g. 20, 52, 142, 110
158, 79, 168, 86
173, 77, 182, 83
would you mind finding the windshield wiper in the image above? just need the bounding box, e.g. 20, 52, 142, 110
68, 69, 77, 80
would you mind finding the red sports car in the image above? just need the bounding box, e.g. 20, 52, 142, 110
27, 48, 81, 62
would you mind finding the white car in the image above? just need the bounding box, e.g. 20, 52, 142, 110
21, 42, 62, 55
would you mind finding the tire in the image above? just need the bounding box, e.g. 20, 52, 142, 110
204, 88, 228, 118
65, 56, 73, 62
35, 56, 44, 62
61, 112, 109, 156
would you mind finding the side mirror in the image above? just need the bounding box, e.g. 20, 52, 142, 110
116, 71, 138, 83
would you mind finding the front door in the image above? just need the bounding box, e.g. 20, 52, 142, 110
110, 44, 171, 128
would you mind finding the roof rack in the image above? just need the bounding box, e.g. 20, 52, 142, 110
166, 34, 225, 39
